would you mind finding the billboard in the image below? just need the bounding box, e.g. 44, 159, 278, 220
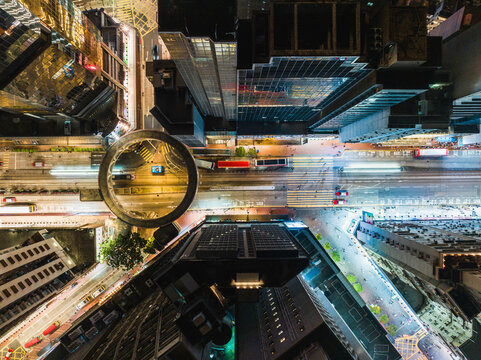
362, 211, 374, 225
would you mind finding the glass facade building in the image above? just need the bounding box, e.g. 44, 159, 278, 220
237, 56, 369, 123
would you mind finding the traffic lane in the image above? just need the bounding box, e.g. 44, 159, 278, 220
14, 265, 120, 345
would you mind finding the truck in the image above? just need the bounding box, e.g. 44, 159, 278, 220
0, 204, 37, 214
194, 159, 215, 170
413, 148, 448, 157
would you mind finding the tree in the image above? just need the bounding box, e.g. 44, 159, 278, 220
235, 146, 246, 157
379, 314, 389, 324
99, 232, 147, 270
323, 242, 331, 250
331, 251, 340, 262
385, 325, 397, 337
248, 148, 258, 157
315, 233, 322, 241
370, 305, 381, 315
353, 282, 363, 293
144, 237, 157, 254
346, 274, 357, 283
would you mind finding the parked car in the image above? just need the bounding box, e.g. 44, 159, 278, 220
33, 161, 45, 167
151, 165, 164, 174
2, 197, 16, 203
112, 174, 135, 180
333, 199, 346, 205
335, 190, 348, 196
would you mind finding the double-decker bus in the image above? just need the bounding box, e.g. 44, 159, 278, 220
413, 148, 448, 157
255, 158, 288, 167
217, 160, 250, 169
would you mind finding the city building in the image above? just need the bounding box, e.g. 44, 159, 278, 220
356, 219, 481, 322
0, 230, 75, 335
148, 0, 453, 145
0, 0, 130, 138
59, 219, 400, 360
83, 8, 141, 134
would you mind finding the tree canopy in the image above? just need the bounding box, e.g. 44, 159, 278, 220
331, 251, 340, 262
235, 147, 246, 157
247, 148, 258, 157
379, 314, 389, 324
99, 232, 147, 270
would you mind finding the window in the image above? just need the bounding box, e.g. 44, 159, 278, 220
33, 248, 40, 254
15, 254, 22, 261
44, 244, 50, 250
25, 278, 32, 286
0, 295, 2, 302
0, 259, 7, 267
39, 245, 45, 252
10, 285, 18, 294
27, 250, 34, 256
43, 269, 50, 276
7, 257, 15, 264
18, 282, 26, 290
38, 272, 44, 279
49, 266, 54, 273
32, 275, 38, 283
21, 252, 28, 259
2, 289, 11, 298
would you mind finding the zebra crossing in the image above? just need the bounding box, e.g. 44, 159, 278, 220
287, 156, 337, 207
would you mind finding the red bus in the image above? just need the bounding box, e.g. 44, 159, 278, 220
24, 336, 42, 348
217, 160, 250, 169
43, 321, 60, 336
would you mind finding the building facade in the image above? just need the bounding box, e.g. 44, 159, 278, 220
0, 231, 75, 334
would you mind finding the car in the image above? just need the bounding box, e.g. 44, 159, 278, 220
91, 285, 105, 299
64, 121, 72, 135
151, 165, 164, 174
76, 296, 92, 311
70, 281, 78, 288
33, 161, 45, 167
112, 174, 135, 180
2, 197, 15, 203
333, 199, 346, 205
5, 348, 14, 359
335, 190, 348, 196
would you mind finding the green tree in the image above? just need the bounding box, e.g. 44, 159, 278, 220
347, 274, 357, 283
385, 325, 397, 337
315, 233, 322, 241
379, 314, 389, 324
99, 232, 147, 270
370, 305, 381, 315
247, 148, 258, 157
235, 146, 246, 157
144, 237, 158, 254
353, 282, 363, 293
323, 242, 331, 250
331, 251, 340, 262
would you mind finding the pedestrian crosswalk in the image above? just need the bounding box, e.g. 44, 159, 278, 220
138, 145, 154, 162
0, 153, 8, 171
287, 156, 337, 207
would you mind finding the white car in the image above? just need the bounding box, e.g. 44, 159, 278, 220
335, 190, 348, 196
333, 199, 346, 205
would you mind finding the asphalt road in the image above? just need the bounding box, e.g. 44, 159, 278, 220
2, 152, 481, 218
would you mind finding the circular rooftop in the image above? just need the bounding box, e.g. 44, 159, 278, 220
98, 130, 198, 228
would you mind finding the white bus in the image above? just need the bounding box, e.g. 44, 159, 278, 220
194, 159, 215, 170
0, 204, 37, 214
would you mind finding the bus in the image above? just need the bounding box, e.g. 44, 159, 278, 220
0, 204, 37, 214
190, 148, 232, 157
413, 148, 448, 157
255, 158, 288, 167
25, 336, 43, 348
217, 160, 250, 169
194, 159, 215, 170
43, 321, 60, 336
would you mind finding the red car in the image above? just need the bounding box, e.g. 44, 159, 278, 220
2, 197, 15, 203
4, 348, 13, 359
